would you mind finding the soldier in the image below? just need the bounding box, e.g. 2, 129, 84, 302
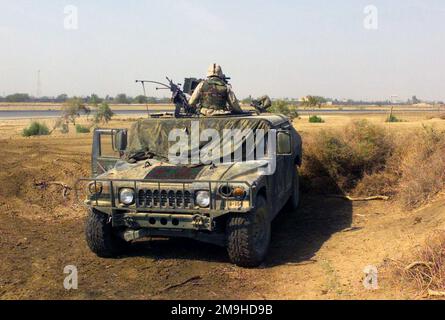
189, 64, 243, 116
252, 95, 272, 113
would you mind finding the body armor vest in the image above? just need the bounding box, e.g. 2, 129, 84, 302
200, 77, 228, 110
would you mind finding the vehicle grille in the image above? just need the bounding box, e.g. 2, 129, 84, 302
138, 189, 194, 209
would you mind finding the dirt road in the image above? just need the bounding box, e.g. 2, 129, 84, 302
1, 123, 444, 300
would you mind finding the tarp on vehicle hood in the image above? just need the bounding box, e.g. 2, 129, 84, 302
125, 117, 273, 164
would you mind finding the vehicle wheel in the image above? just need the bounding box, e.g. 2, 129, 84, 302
85, 209, 129, 258
226, 195, 271, 268
285, 168, 300, 211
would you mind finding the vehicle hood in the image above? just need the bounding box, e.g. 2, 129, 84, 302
97, 159, 270, 185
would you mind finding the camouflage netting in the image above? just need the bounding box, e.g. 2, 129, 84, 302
125, 117, 272, 163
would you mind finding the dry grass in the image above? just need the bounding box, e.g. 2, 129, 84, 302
396, 126, 445, 208
302, 121, 445, 209
426, 113, 445, 120
301, 120, 394, 193
396, 231, 445, 296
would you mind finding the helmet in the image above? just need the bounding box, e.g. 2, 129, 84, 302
207, 63, 224, 78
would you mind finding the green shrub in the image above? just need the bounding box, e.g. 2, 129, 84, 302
62, 98, 90, 125
94, 102, 114, 124
75, 124, 90, 133
309, 115, 325, 123
386, 115, 403, 123
22, 122, 50, 137
60, 123, 69, 134
52, 118, 69, 134
269, 100, 299, 120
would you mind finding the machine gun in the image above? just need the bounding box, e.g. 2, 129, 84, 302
250, 95, 272, 114
136, 78, 198, 118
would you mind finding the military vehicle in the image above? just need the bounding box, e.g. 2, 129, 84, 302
80, 79, 302, 268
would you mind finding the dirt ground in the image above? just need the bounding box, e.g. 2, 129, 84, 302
1, 115, 445, 300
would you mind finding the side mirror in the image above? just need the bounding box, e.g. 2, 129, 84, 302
277, 131, 292, 155
113, 130, 128, 152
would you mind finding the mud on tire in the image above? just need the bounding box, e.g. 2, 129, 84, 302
85, 209, 129, 258
226, 195, 271, 268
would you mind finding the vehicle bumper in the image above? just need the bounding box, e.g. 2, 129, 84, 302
118, 227, 226, 247
77, 178, 255, 219
114, 211, 214, 231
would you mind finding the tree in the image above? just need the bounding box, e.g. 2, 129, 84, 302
268, 100, 299, 120
61, 98, 90, 126
94, 103, 114, 124
89, 94, 102, 106
56, 94, 69, 102
134, 95, 148, 104
147, 97, 159, 104
115, 94, 130, 104
6, 93, 31, 102
301, 96, 325, 108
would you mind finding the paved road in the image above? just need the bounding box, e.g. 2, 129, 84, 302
0, 108, 441, 120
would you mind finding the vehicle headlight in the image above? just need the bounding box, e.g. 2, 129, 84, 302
119, 188, 135, 205
218, 185, 247, 199
195, 191, 210, 208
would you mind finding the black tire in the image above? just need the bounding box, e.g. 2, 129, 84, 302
285, 168, 300, 211
226, 195, 271, 268
85, 209, 129, 258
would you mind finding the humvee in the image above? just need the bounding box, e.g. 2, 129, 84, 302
81, 114, 302, 267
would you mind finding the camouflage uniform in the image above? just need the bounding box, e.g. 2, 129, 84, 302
189, 64, 243, 116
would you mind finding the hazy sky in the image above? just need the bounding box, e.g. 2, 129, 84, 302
0, 0, 444, 101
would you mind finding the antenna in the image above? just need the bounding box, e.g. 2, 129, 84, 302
36, 70, 41, 98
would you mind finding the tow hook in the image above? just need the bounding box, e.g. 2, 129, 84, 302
192, 215, 212, 230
